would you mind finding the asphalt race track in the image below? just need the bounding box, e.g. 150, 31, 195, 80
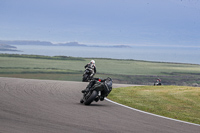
0, 77, 199, 133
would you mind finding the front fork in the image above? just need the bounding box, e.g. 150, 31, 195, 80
98, 91, 101, 97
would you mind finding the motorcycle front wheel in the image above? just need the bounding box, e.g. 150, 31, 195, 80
84, 91, 98, 105
82, 74, 88, 82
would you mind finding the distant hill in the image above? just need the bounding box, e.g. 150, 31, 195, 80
0, 40, 55, 46
0, 40, 131, 48
55, 42, 87, 47
0, 40, 88, 47
0, 44, 20, 51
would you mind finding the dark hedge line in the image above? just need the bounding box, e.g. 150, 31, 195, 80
0, 54, 85, 61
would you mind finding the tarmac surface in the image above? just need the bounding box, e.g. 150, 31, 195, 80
0, 77, 199, 133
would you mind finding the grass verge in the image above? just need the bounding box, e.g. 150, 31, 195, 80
108, 86, 200, 124
0, 54, 200, 86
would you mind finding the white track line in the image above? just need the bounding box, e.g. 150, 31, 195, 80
105, 98, 200, 127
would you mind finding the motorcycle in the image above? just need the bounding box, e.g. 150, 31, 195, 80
82, 68, 93, 82
154, 82, 162, 86
154, 78, 162, 86
80, 77, 112, 105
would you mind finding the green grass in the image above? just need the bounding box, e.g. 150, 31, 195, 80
0, 54, 200, 86
93, 58, 200, 76
0, 57, 86, 71
108, 86, 200, 124
1, 54, 200, 76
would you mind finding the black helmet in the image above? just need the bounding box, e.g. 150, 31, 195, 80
105, 77, 112, 91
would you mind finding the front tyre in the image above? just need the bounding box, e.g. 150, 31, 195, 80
84, 91, 98, 105
82, 74, 88, 82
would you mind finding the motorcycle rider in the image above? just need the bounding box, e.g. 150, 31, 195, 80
84, 60, 96, 79
81, 60, 97, 93
81, 77, 112, 101
154, 78, 162, 85
82, 77, 99, 93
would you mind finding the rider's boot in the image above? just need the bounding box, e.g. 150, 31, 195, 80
100, 96, 104, 101
81, 87, 90, 93
89, 74, 94, 80
81, 80, 94, 93
94, 97, 99, 102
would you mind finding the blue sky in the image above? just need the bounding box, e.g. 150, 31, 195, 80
0, 0, 200, 46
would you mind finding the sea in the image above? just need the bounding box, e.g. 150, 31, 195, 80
1, 45, 200, 65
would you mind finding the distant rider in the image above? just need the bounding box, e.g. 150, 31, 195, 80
84, 60, 96, 79
154, 78, 162, 85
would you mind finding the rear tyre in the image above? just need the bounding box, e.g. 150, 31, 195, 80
84, 91, 98, 105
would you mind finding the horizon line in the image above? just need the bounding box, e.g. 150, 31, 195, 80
0, 39, 200, 48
